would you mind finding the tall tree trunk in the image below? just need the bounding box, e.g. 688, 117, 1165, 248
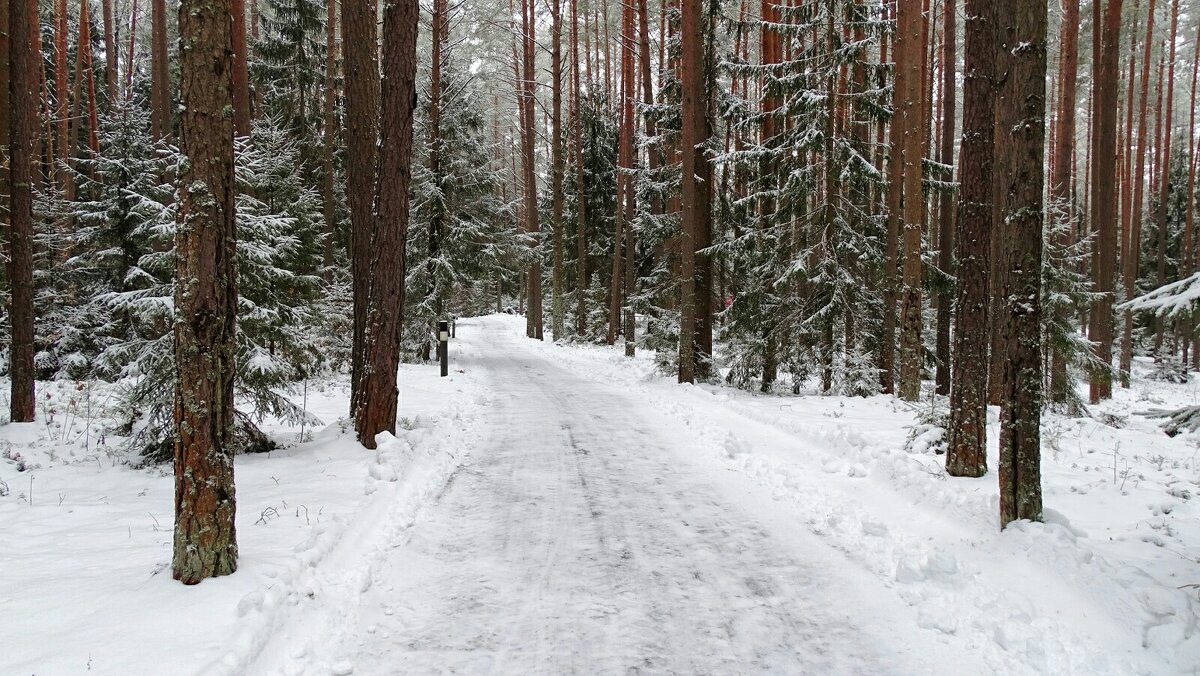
102, 0, 117, 103
1184, 16, 1200, 290
881, 0, 900, 394
172, 0, 239, 584
125, 0, 138, 99
934, 0, 956, 396
572, 0, 589, 337
321, 0, 338, 282
619, 0, 636, 357
7, 0, 36, 422
231, 0, 251, 138
1152, 0, 1178, 354
1121, 0, 1157, 384
151, 0, 171, 139
1048, 0, 1080, 405
421, 0, 446, 362
54, 0, 69, 186
355, 0, 419, 448
945, 0, 996, 478
995, 0, 1047, 527
343, 0, 380, 415
520, 0, 543, 340
551, 0, 566, 341
897, 0, 926, 402
1088, 0, 1123, 403
760, 0, 782, 390
677, 0, 709, 383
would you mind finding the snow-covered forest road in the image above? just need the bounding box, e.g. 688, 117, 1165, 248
314, 317, 976, 674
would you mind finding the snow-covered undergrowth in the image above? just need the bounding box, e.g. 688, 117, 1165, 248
0, 360, 490, 675
514, 315, 1200, 675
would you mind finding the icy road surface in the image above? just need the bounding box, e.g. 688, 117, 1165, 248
322, 317, 980, 675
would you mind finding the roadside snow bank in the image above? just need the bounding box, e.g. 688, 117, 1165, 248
0, 362, 489, 676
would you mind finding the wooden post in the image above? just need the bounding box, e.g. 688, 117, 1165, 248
438, 320, 450, 377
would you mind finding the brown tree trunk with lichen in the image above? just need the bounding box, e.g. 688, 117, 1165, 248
897, 0, 925, 402
172, 0, 239, 584
344, 0, 379, 415
7, 0, 36, 423
355, 0, 419, 449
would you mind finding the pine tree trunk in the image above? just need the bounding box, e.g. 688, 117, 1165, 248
571, 0, 589, 337
355, 0, 419, 448
231, 0, 251, 138
945, 0, 995, 478
934, 0, 956, 396
343, 0, 380, 415
520, 0, 543, 340
550, 0, 566, 341
151, 0, 171, 140
321, 0, 337, 282
1184, 18, 1200, 286
1087, 0, 1123, 403
677, 0, 707, 383
125, 0, 138, 99
101, 0, 117, 103
880, 0, 900, 394
54, 0, 69, 186
995, 0, 1047, 527
7, 0, 36, 423
619, 0, 636, 357
172, 0, 239, 584
1121, 0, 1157, 384
897, 0, 926, 402
1048, 0, 1080, 405
1152, 0, 1178, 354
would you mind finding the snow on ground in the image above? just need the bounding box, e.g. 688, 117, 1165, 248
2, 312, 1198, 675
0, 345, 491, 675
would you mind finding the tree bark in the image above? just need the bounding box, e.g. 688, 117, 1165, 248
881, 0, 900, 394
232, 0, 252, 138
995, 0, 1047, 527
355, 0, 419, 448
1151, 0, 1178, 354
343, 0, 380, 414
934, 0, 956, 396
677, 0, 709, 383
946, 0, 996, 478
7, 0, 36, 423
520, 0, 543, 340
620, 0, 636, 357
1047, 0, 1080, 405
102, 0, 117, 103
321, 0, 338, 282
571, 0, 589, 337
151, 0, 171, 140
54, 0, 69, 186
550, 0, 566, 341
1087, 0, 1123, 403
172, 0, 239, 583
897, 0, 926, 402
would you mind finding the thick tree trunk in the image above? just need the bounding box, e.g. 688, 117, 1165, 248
945, 0, 996, 478
355, 0, 419, 448
880, 0, 900, 395
151, 0, 171, 140
7, 0, 36, 423
934, 0, 956, 396
897, 0, 926, 402
343, 0, 380, 414
1048, 0, 1080, 405
995, 0, 1047, 527
172, 0, 239, 583
1087, 0, 1123, 403
619, 0, 636, 357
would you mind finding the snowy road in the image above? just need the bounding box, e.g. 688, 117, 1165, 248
323, 317, 980, 675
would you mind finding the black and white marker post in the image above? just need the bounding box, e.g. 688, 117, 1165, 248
438, 320, 450, 377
